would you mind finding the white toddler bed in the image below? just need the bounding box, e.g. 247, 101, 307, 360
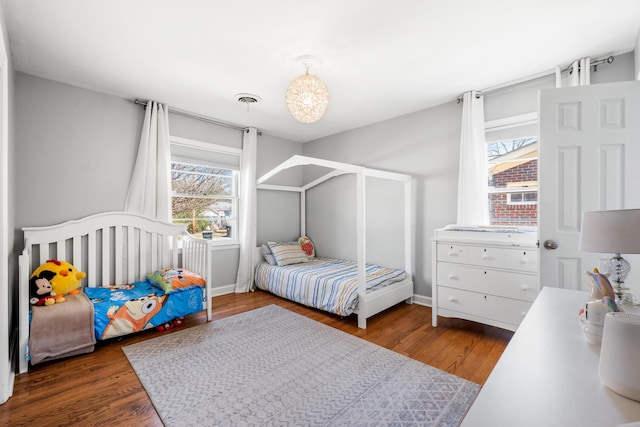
18, 211, 213, 373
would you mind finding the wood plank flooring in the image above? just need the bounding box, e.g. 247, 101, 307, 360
1, 290, 513, 426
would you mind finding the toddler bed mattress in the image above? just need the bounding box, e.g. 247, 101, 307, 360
84, 272, 205, 340
254, 257, 407, 316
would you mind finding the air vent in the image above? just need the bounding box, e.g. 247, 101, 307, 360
235, 93, 262, 105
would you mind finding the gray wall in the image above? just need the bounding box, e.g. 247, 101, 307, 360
256, 132, 304, 245
303, 101, 461, 298
12, 51, 636, 299
485, 51, 635, 122
15, 73, 143, 226
636, 30, 640, 80
14, 74, 302, 290
301, 51, 636, 299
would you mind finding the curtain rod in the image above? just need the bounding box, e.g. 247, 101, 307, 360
559, 55, 614, 74
456, 54, 615, 104
456, 93, 481, 104
133, 99, 259, 134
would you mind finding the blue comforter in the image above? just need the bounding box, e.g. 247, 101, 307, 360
84, 280, 204, 340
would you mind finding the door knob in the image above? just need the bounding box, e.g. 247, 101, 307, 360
543, 239, 558, 250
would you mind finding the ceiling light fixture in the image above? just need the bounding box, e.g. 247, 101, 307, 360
286, 55, 329, 124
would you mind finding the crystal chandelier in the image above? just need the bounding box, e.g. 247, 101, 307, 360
286, 56, 329, 124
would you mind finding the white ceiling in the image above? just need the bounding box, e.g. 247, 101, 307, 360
3, 0, 640, 143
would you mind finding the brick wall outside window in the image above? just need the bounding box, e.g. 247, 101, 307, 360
489, 159, 537, 226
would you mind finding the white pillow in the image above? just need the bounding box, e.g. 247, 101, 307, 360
260, 244, 277, 265
267, 241, 310, 266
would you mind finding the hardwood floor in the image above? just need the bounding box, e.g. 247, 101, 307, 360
1, 290, 513, 426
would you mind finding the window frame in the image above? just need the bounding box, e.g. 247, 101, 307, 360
485, 113, 539, 226
169, 135, 242, 247
507, 190, 538, 205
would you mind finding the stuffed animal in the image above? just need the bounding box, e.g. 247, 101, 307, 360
30, 259, 86, 303
586, 268, 616, 302
29, 270, 57, 306
578, 268, 620, 344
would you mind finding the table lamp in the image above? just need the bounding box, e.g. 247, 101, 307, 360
579, 209, 640, 306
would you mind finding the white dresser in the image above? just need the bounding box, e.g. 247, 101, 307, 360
460, 287, 640, 427
432, 226, 539, 331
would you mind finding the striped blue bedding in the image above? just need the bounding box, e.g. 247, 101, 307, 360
254, 257, 407, 316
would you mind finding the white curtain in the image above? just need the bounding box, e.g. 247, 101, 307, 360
235, 127, 258, 293
457, 90, 489, 225
555, 57, 590, 88
124, 101, 171, 221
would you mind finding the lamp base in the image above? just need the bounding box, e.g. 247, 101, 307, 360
617, 292, 639, 307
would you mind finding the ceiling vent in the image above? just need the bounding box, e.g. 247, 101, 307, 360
236, 93, 262, 105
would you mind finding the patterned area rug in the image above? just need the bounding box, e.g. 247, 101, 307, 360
123, 305, 479, 426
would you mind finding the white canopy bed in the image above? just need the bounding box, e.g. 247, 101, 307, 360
255, 155, 413, 329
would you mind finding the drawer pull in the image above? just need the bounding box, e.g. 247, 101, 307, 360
482, 254, 489, 260
448, 251, 457, 257
448, 296, 457, 303
520, 284, 529, 291
448, 274, 459, 280
521, 311, 527, 317
520, 257, 528, 264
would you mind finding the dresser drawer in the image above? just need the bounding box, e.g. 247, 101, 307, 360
437, 263, 539, 302
437, 243, 468, 263
505, 248, 538, 273
437, 286, 532, 326
467, 246, 506, 268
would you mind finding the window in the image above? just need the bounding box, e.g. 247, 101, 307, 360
505, 181, 538, 205
485, 114, 538, 226
170, 136, 241, 243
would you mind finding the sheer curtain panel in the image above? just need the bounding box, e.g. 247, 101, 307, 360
457, 91, 489, 225
124, 101, 171, 221
556, 57, 591, 88
235, 127, 258, 293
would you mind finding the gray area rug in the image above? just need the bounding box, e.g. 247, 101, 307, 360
123, 305, 479, 426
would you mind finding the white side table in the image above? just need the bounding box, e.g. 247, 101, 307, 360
460, 286, 640, 427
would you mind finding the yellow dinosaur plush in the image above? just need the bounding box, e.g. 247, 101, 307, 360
30, 259, 86, 303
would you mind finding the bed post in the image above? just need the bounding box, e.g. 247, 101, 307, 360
18, 242, 32, 374
182, 235, 213, 321
356, 168, 367, 329
404, 175, 413, 303
300, 191, 306, 237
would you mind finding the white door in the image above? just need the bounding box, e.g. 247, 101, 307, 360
539, 81, 640, 292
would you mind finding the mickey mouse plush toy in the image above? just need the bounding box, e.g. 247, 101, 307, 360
29, 270, 57, 306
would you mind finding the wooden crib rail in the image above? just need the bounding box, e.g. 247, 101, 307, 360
21, 212, 188, 287
18, 211, 213, 373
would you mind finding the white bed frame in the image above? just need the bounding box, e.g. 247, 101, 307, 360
256, 155, 413, 329
18, 211, 213, 373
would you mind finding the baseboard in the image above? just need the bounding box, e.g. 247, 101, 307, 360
210, 284, 236, 297
412, 294, 432, 307
210, 287, 432, 308
1, 327, 17, 403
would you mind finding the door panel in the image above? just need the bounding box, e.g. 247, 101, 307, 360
539, 81, 640, 292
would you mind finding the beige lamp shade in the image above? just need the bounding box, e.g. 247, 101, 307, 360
579, 209, 640, 254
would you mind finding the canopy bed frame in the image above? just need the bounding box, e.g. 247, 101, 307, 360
255, 155, 413, 328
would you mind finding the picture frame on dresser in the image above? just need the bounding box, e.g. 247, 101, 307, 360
432, 225, 539, 331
